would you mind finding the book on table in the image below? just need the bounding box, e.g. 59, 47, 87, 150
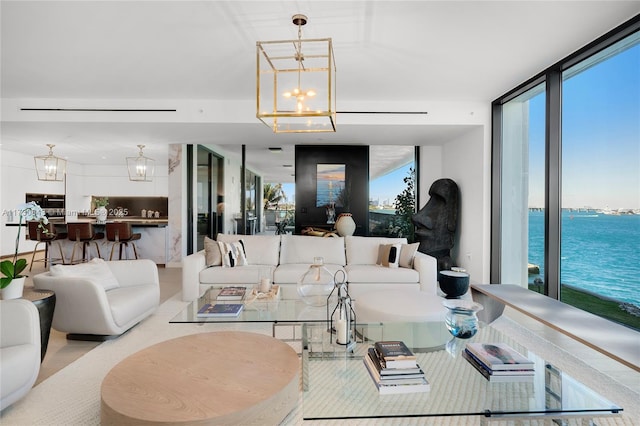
364, 344, 430, 394
464, 342, 534, 371
363, 354, 430, 394
462, 350, 534, 383
197, 303, 244, 317
366, 348, 425, 377
373, 341, 418, 369
216, 286, 247, 301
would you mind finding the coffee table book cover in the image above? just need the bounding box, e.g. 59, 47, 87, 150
374, 341, 418, 369
197, 303, 244, 317
465, 342, 534, 371
462, 350, 534, 383
216, 286, 247, 300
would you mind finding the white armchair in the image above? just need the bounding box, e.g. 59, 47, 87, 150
33, 259, 159, 340
0, 299, 41, 411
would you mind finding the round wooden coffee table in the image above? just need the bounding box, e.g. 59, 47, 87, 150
101, 331, 299, 425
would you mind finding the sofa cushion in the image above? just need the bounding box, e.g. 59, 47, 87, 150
200, 265, 275, 285
204, 236, 222, 267
106, 284, 159, 327
49, 258, 119, 290
344, 264, 419, 283
399, 243, 420, 268
345, 236, 407, 265
377, 243, 402, 268
279, 235, 346, 265
217, 234, 280, 266
274, 263, 346, 284
217, 240, 248, 267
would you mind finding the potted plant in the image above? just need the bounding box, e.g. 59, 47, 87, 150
1, 201, 49, 299
95, 197, 109, 222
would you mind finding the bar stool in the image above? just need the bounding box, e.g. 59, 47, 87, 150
67, 223, 104, 264
28, 221, 67, 271
105, 222, 141, 260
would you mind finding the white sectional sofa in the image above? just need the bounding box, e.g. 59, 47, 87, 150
181, 234, 439, 302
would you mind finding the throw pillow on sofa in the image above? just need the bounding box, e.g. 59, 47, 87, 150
399, 242, 420, 268
204, 236, 222, 267
217, 240, 248, 267
376, 243, 402, 268
49, 258, 120, 290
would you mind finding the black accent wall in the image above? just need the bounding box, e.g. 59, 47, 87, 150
295, 145, 369, 235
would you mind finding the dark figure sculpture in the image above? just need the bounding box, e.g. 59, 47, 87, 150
412, 178, 459, 271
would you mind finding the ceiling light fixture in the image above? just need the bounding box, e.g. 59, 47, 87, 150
257, 14, 336, 133
126, 145, 155, 182
34, 144, 66, 181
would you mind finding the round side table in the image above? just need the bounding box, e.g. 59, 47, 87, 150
22, 287, 56, 362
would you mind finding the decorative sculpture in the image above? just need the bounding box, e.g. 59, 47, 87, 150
411, 178, 459, 271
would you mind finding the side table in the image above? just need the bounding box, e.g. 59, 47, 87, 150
21, 287, 56, 362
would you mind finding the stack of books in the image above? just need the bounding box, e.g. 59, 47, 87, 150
363, 341, 430, 395
463, 342, 535, 382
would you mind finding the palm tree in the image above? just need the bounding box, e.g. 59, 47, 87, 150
263, 183, 286, 210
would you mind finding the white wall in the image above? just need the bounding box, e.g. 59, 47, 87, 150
441, 126, 489, 283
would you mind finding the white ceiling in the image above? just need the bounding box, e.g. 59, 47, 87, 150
1, 1, 638, 182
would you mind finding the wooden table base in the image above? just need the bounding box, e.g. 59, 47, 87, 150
101, 331, 300, 425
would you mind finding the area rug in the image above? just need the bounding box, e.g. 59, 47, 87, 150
1, 293, 637, 426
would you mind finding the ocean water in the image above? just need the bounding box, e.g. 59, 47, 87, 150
528, 211, 640, 307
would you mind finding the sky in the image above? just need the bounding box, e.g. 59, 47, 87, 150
528, 39, 639, 210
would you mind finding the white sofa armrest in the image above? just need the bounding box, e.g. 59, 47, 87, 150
413, 251, 438, 294
33, 275, 117, 334
182, 250, 206, 301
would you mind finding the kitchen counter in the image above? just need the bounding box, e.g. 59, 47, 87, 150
50, 217, 168, 227
7, 218, 169, 264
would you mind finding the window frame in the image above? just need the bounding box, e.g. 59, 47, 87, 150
491, 15, 640, 299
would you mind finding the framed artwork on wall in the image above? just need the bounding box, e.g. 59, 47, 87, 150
316, 164, 345, 207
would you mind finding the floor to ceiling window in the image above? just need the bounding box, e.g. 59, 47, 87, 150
560, 33, 640, 324
369, 146, 416, 239
492, 17, 639, 330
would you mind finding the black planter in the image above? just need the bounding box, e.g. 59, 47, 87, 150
438, 270, 470, 299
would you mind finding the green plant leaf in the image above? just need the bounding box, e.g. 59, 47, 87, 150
13, 258, 28, 277
0, 260, 14, 278
1, 276, 13, 289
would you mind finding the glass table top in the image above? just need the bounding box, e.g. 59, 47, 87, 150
301, 321, 622, 422
170, 286, 328, 324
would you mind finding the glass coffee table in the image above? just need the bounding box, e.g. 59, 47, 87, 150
301, 321, 622, 424
170, 285, 329, 324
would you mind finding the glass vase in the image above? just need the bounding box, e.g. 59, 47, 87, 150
442, 299, 483, 339
297, 257, 335, 307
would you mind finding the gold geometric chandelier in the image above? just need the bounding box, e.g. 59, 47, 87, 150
126, 144, 155, 182
34, 144, 67, 181
256, 14, 336, 133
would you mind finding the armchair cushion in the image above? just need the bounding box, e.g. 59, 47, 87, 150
50, 258, 119, 290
